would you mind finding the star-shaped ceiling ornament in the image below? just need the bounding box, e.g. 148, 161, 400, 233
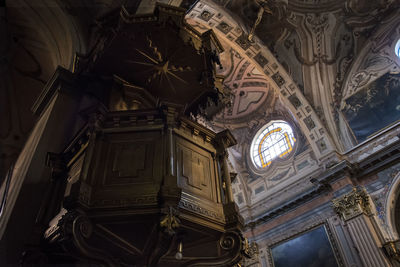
126, 36, 193, 93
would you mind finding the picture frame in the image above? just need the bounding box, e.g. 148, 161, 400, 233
268, 224, 342, 267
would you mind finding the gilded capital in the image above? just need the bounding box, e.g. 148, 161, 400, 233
332, 187, 372, 221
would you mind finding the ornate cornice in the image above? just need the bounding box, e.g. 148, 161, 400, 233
246, 160, 353, 228
332, 187, 372, 221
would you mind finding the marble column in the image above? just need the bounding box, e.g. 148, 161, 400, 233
332, 187, 390, 267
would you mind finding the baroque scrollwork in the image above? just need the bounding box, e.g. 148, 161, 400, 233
242, 237, 259, 258
45, 211, 118, 265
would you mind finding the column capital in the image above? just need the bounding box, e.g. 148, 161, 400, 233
332, 187, 372, 221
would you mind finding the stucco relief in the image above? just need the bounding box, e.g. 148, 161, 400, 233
215, 47, 271, 121
344, 54, 400, 100
341, 13, 400, 101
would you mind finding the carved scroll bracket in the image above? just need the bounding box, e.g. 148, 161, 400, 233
44, 211, 118, 265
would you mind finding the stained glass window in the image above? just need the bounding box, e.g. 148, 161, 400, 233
396, 39, 400, 58
250, 121, 296, 169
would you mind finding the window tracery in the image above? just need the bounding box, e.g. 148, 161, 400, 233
250, 121, 296, 169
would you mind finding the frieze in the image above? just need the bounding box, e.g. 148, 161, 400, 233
80, 194, 158, 207
103, 110, 164, 129
179, 199, 224, 222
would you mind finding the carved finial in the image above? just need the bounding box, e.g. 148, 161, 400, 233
160, 206, 180, 235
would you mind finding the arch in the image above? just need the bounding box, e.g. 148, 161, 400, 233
385, 171, 400, 241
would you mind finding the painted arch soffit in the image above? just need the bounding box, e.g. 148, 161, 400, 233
187, 0, 336, 158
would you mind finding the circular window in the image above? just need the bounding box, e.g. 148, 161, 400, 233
395, 39, 400, 58
250, 121, 296, 169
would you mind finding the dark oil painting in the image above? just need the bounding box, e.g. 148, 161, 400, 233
271, 225, 338, 267
342, 72, 400, 142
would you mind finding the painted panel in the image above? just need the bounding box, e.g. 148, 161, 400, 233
271, 225, 338, 267
342, 72, 400, 142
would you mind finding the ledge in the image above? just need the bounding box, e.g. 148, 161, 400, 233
245, 160, 353, 229
31, 67, 76, 116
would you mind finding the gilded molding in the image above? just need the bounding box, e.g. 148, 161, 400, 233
332, 187, 372, 221
160, 206, 180, 235
383, 240, 400, 263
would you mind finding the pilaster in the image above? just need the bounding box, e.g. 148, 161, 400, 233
332, 187, 390, 267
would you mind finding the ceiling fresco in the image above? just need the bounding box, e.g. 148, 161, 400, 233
342, 72, 400, 143
186, 1, 334, 161
185, 18, 275, 123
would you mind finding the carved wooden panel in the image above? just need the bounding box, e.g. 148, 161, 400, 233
105, 141, 150, 185
83, 130, 163, 207
176, 136, 216, 202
